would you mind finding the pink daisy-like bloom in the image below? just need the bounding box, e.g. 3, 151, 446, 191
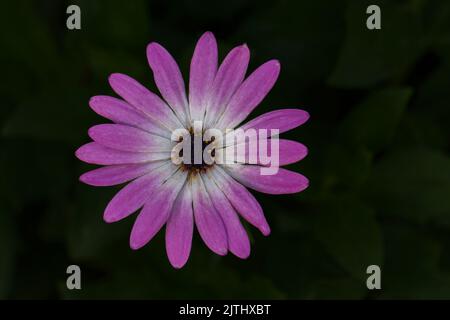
76, 32, 309, 268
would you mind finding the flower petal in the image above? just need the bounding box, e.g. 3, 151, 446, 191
89, 95, 171, 138
224, 164, 309, 195
204, 44, 250, 128
147, 43, 189, 124
88, 124, 172, 153
219, 139, 308, 166
80, 162, 163, 186
217, 60, 280, 130
277, 140, 308, 165
202, 173, 250, 259
103, 162, 176, 223
75, 142, 170, 165
189, 32, 218, 122
165, 184, 194, 268
108, 73, 183, 130
192, 174, 228, 255
210, 166, 270, 235
130, 170, 188, 250
240, 109, 309, 135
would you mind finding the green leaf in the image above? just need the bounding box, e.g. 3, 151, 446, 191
394, 111, 448, 150
66, 187, 129, 261
339, 87, 412, 152
413, 61, 450, 140
0, 207, 15, 298
240, 0, 345, 98
365, 147, 450, 225
0, 141, 73, 205
78, 0, 151, 48
422, 0, 450, 47
2, 85, 92, 144
328, 0, 425, 88
0, 0, 60, 80
313, 195, 383, 280
87, 47, 147, 81
309, 277, 366, 299
321, 144, 373, 191
379, 225, 450, 299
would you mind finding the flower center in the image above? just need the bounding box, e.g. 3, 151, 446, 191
179, 132, 215, 172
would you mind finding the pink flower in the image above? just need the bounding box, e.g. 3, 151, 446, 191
76, 32, 309, 268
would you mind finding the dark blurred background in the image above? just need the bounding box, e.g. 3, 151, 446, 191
1, 0, 449, 299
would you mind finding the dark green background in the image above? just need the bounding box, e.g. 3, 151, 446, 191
1, 0, 450, 299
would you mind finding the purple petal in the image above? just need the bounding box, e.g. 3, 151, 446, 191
225, 165, 309, 194
165, 184, 194, 268
80, 162, 163, 186
147, 43, 189, 124
202, 173, 250, 259
204, 44, 250, 128
217, 60, 280, 129
210, 167, 270, 235
88, 124, 172, 153
279, 140, 308, 165
75, 142, 170, 165
192, 175, 228, 255
189, 32, 218, 121
89, 95, 170, 138
103, 162, 176, 223
273, 140, 308, 166
221, 139, 308, 166
108, 73, 183, 130
130, 170, 188, 250
240, 109, 309, 135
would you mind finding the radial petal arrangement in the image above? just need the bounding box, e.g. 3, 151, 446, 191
76, 31, 309, 268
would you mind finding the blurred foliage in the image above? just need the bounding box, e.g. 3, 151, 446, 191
0, 0, 449, 299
